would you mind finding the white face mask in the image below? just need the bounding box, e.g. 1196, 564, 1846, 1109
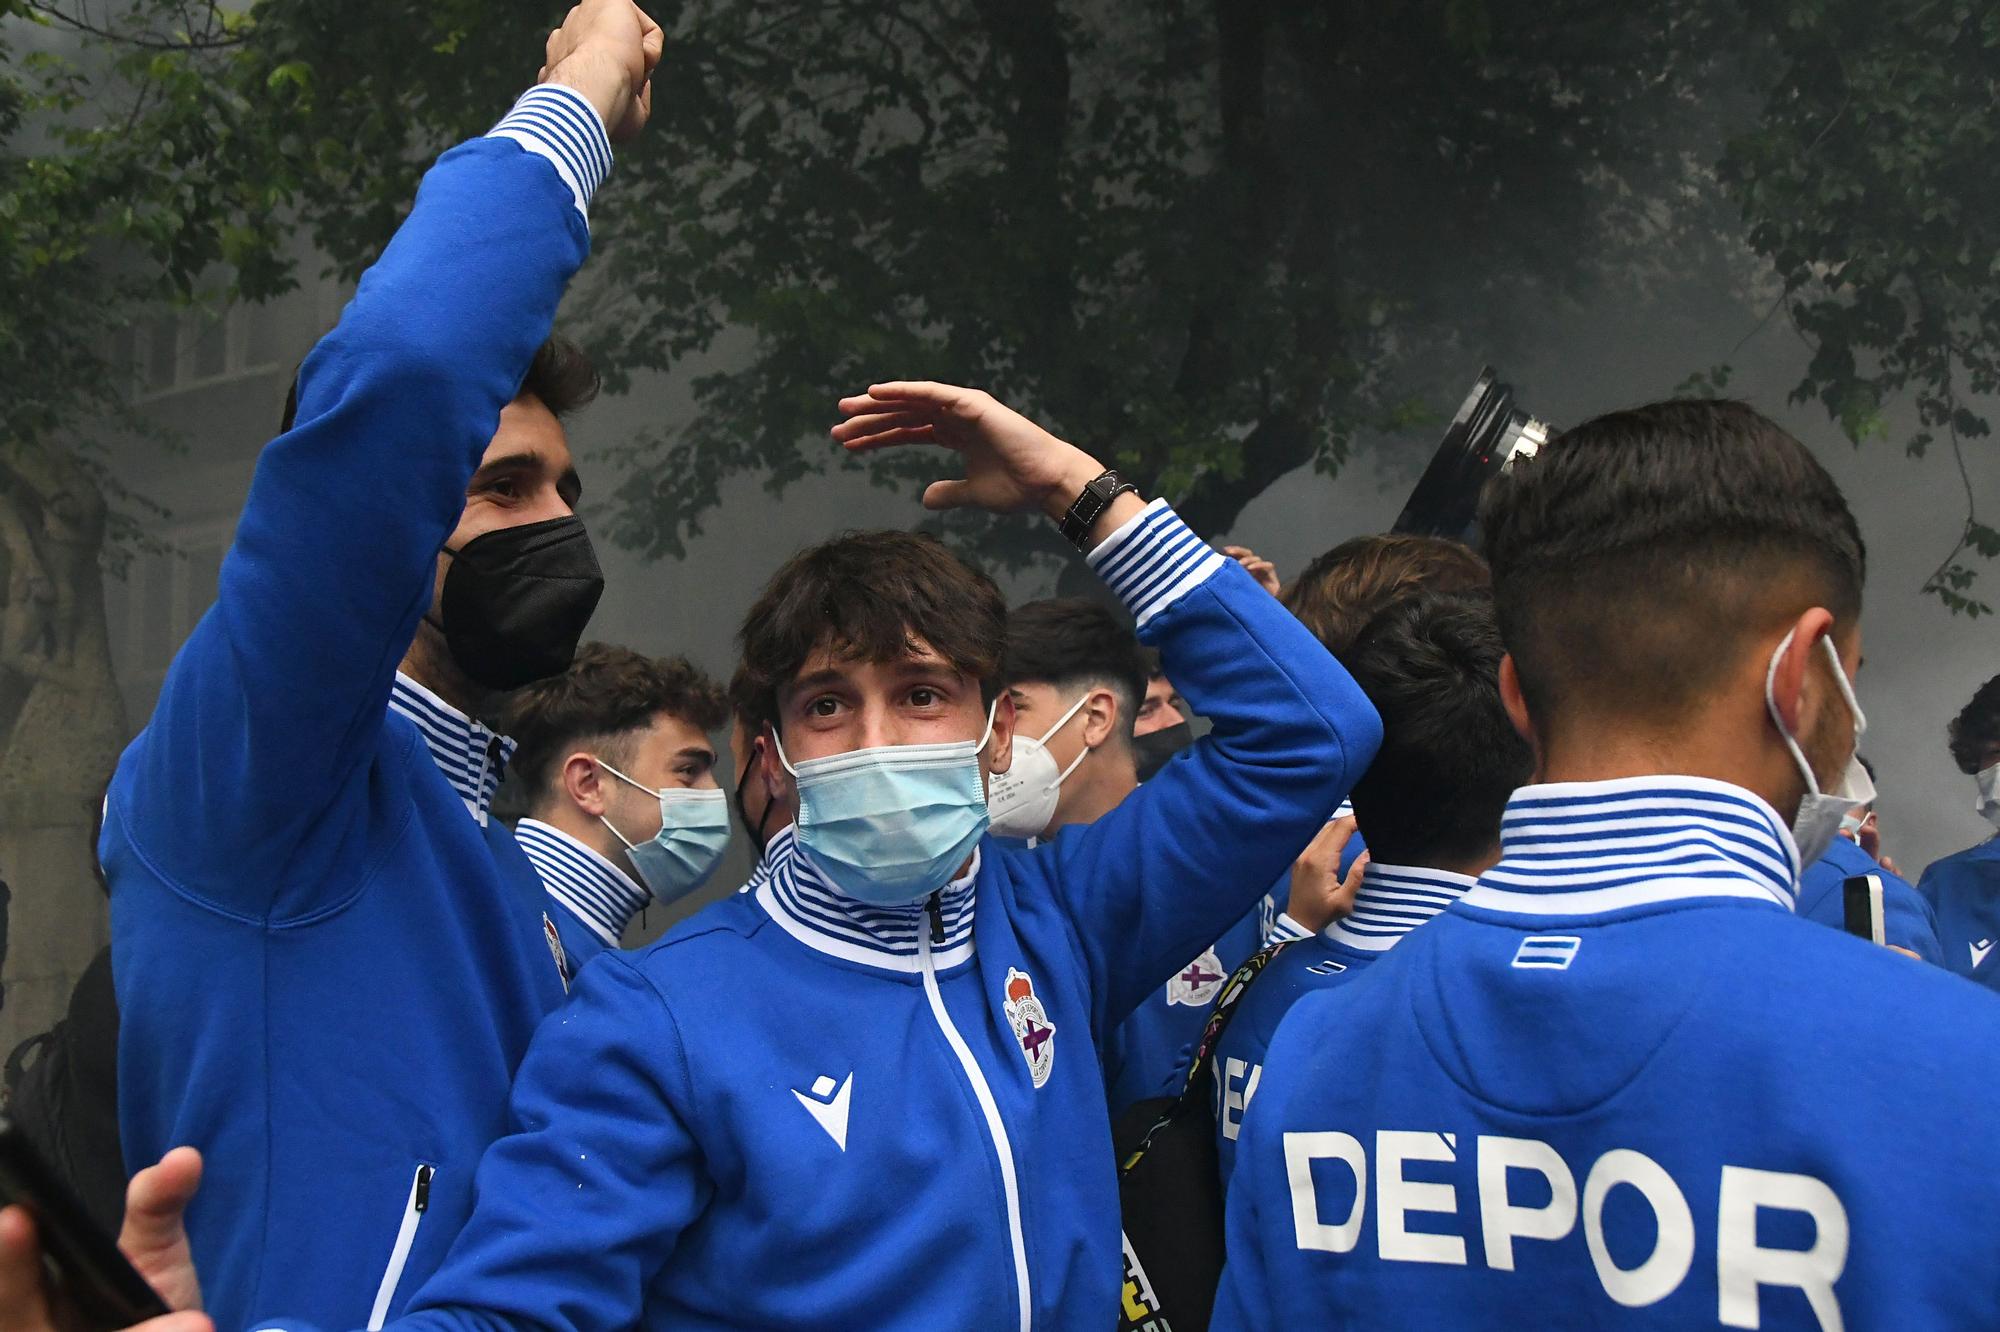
986, 691, 1095, 840
1976, 761, 2000, 833
1764, 629, 1872, 868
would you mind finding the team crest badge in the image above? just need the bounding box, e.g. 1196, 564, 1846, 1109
543, 912, 570, 992
1003, 968, 1056, 1089
1166, 946, 1227, 1007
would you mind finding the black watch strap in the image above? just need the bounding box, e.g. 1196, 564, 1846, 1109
1058, 469, 1139, 551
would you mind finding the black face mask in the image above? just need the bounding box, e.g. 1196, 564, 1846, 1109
734, 749, 776, 854
438, 516, 605, 691
1133, 721, 1194, 783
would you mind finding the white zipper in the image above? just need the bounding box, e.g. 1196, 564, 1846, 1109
367, 1163, 434, 1330
918, 929, 1031, 1332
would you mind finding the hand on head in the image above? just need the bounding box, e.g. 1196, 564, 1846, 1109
539, 0, 665, 142
1222, 547, 1281, 598
1286, 816, 1365, 935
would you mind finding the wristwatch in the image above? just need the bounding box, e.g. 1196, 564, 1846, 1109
1059, 470, 1139, 551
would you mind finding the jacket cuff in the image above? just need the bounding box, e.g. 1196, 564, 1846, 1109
1085, 498, 1227, 631
487, 85, 613, 224
1267, 912, 1314, 944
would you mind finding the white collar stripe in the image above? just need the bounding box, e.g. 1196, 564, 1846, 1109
755, 828, 979, 971
515, 820, 649, 942
1465, 777, 1799, 918
389, 675, 515, 821
1322, 862, 1474, 952
1084, 499, 1227, 630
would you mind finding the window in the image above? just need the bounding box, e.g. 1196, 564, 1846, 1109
144, 318, 179, 395
130, 296, 296, 400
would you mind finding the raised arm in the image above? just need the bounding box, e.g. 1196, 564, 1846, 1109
105, 2, 660, 919
833, 384, 1381, 1036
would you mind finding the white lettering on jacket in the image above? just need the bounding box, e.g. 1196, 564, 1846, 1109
1281, 1132, 1848, 1329
1218, 1057, 1263, 1142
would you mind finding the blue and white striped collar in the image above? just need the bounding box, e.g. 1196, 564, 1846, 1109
515, 818, 649, 946
753, 826, 979, 974
1458, 775, 1800, 918
389, 673, 516, 827
1323, 861, 1475, 953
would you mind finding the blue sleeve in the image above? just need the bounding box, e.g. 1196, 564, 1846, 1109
106, 89, 608, 921
1884, 872, 1943, 964
1211, 1091, 1278, 1332
1042, 500, 1382, 1042
395, 954, 704, 1332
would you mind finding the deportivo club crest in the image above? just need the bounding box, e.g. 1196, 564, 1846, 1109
1003, 968, 1056, 1089
1166, 946, 1227, 1007
543, 912, 570, 992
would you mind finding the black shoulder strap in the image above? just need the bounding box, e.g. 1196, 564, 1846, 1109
1118, 936, 1296, 1175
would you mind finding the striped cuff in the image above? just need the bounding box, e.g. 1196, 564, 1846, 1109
1086, 498, 1227, 630
487, 85, 613, 224
1267, 912, 1314, 944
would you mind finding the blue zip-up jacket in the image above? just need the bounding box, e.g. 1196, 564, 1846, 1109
1214, 777, 2000, 1330
1211, 861, 1472, 1191
285, 500, 1378, 1332
1104, 815, 1362, 1115
103, 88, 611, 1332
1796, 836, 1940, 963
1917, 836, 2000, 987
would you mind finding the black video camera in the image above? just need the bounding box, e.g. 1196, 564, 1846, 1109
1391, 367, 1551, 545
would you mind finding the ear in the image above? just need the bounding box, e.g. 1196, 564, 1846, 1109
986, 691, 1018, 776
1498, 653, 1536, 747
561, 751, 610, 818
1079, 687, 1119, 750
1767, 607, 1835, 736
758, 722, 794, 810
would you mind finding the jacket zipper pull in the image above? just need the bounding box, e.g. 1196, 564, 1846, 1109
414, 1164, 434, 1213
926, 891, 945, 946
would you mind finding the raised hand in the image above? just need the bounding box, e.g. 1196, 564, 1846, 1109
833, 383, 1139, 541
539, 0, 665, 143
1285, 816, 1365, 935
1222, 546, 1280, 597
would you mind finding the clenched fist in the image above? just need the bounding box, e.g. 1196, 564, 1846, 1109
538, 0, 665, 143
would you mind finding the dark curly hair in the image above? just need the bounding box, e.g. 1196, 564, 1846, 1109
1949, 673, 2000, 775
498, 642, 726, 800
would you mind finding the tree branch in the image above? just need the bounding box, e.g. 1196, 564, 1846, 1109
24, 0, 245, 50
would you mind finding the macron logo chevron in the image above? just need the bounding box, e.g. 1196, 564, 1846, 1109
1973, 939, 1996, 971
793, 1073, 853, 1151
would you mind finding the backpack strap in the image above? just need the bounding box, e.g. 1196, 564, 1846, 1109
1118, 936, 1295, 1175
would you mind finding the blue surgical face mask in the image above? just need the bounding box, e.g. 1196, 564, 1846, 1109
772, 702, 997, 907
599, 763, 733, 906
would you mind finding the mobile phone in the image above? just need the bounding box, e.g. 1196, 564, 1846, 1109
1842, 874, 1886, 946
0, 1115, 170, 1330
1391, 367, 1552, 544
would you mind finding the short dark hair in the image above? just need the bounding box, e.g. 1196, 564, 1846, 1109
735, 531, 1007, 733
1480, 399, 1865, 726
498, 642, 726, 800
1343, 590, 1532, 867
1948, 673, 2000, 774
280, 333, 597, 432
1282, 535, 1489, 659
1001, 599, 1148, 745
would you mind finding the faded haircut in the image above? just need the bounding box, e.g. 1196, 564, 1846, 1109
1479, 398, 1865, 727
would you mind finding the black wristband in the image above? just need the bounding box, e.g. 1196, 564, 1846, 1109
1058, 470, 1138, 551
